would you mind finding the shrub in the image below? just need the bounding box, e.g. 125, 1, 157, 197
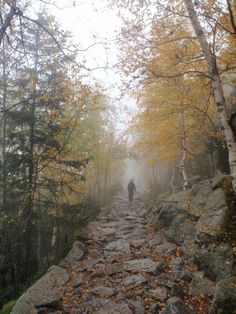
0, 301, 16, 314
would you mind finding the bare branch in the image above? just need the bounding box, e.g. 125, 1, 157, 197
147, 68, 211, 80
226, 0, 236, 35
0, 0, 18, 46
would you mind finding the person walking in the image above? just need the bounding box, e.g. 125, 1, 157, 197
127, 179, 137, 202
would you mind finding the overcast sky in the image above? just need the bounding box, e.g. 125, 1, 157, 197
36, 0, 137, 133
41, 0, 137, 133
41, 0, 142, 184
43, 1, 120, 89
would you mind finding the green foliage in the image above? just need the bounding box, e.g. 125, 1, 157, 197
0, 4, 126, 310
0, 301, 16, 314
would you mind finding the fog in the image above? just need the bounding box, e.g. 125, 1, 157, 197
121, 155, 174, 198
121, 158, 148, 193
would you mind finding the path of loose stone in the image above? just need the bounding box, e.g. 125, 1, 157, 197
61, 197, 209, 314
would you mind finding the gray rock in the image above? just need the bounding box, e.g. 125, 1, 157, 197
210, 277, 236, 313
106, 263, 123, 275
75, 298, 113, 309
195, 188, 227, 237
104, 251, 125, 259
164, 229, 183, 246
166, 296, 181, 304
175, 271, 193, 282
166, 190, 191, 212
11, 295, 36, 314
171, 258, 184, 271
146, 286, 167, 302
151, 202, 164, 216
156, 231, 167, 244
159, 299, 196, 314
166, 280, 175, 288
194, 245, 233, 280
115, 292, 125, 301
205, 189, 227, 211
131, 239, 146, 248
86, 258, 103, 272
171, 283, 184, 298
92, 286, 118, 297
191, 179, 212, 210
211, 175, 232, 190
64, 241, 85, 266
156, 242, 177, 257
189, 175, 202, 185
148, 239, 158, 248
94, 303, 132, 314
11, 266, 69, 314
123, 274, 147, 287
194, 232, 215, 246
127, 299, 145, 314
70, 272, 85, 288
125, 258, 165, 275
150, 303, 160, 313
105, 239, 130, 253
182, 240, 199, 262
156, 205, 175, 228
82, 220, 117, 242
189, 277, 214, 296
77, 297, 133, 314
137, 208, 147, 218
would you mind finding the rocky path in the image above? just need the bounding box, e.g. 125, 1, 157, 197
60, 196, 209, 314
11, 177, 236, 314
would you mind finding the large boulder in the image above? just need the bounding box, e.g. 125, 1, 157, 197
155, 191, 198, 245
92, 286, 118, 297
159, 298, 196, 314
126, 300, 145, 314
165, 190, 191, 212
125, 258, 165, 275
164, 222, 196, 245
210, 277, 236, 313
146, 286, 168, 302
192, 176, 232, 239
74, 298, 133, 314
156, 242, 177, 257
189, 276, 215, 296
11, 266, 69, 314
104, 239, 130, 253
10, 296, 36, 314
156, 231, 167, 244
62, 241, 85, 267
190, 179, 212, 212
194, 245, 233, 280
158, 205, 194, 229
123, 274, 147, 287
195, 188, 227, 237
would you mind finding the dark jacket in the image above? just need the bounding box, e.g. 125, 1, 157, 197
127, 181, 136, 193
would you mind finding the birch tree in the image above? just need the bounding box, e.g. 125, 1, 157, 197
113, 0, 236, 190
183, 0, 236, 191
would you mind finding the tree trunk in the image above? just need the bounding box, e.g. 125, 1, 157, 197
180, 113, 189, 190
170, 162, 176, 191
0, 37, 7, 211
0, 0, 17, 46
23, 26, 40, 280
104, 168, 108, 205
184, 0, 236, 192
